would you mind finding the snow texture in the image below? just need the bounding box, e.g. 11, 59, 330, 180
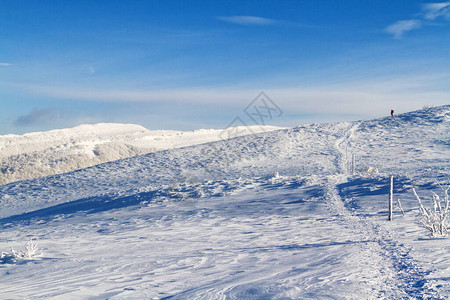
0, 105, 449, 299
0, 123, 282, 185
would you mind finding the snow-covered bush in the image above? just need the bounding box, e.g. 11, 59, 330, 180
413, 186, 449, 237
270, 172, 281, 184
0, 240, 43, 263
23, 240, 44, 259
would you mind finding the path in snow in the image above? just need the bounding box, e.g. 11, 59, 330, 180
0, 105, 448, 299
324, 122, 440, 298
1, 177, 434, 299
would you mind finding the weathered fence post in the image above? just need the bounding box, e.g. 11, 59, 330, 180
351, 154, 355, 176
389, 176, 393, 221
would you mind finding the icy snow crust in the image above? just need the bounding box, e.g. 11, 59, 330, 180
0, 105, 449, 299
0, 123, 282, 185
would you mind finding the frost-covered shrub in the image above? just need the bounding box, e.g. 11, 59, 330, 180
23, 240, 44, 259
413, 186, 449, 237
0, 240, 43, 264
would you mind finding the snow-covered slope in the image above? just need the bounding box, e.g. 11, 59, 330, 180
0, 105, 449, 299
0, 123, 282, 185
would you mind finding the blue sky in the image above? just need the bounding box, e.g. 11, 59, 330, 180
0, 0, 449, 134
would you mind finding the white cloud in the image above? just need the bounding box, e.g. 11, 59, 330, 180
218, 16, 275, 25
385, 19, 422, 38
423, 2, 450, 20
17, 74, 449, 119
385, 2, 450, 38
0, 62, 13, 66
24, 85, 258, 105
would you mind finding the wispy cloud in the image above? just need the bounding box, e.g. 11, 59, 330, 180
0, 62, 13, 66
13, 108, 60, 127
385, 2, 450, 38
217, 16, 275, 26
385, 19, 422, 38
16, 73, 449, 119
23, 85, 258, 105
423, 2, 450, 20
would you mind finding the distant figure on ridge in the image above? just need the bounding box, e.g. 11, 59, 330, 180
391, 109, 394, 117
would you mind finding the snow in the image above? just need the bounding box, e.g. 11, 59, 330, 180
0, 105, 449, 299
0, 123, 282, 185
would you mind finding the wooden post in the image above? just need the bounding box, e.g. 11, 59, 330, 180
345, 144, 348, 172
389, 176, 393, 221
351, 154, 355, 176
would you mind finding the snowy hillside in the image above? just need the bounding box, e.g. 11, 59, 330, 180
0, 123, 282, 185
0, 105, 449, 299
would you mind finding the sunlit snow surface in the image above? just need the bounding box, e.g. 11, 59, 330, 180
0, 124, 282, 185
0, 106, 449, 299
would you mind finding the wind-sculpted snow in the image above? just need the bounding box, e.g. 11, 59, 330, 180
353, 106, 450, 183
0, 123, 282, 185
0, 105, 449, 299
0, 121, 345, 219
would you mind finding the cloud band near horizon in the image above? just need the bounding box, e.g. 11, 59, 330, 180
9, 75, 448, 117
